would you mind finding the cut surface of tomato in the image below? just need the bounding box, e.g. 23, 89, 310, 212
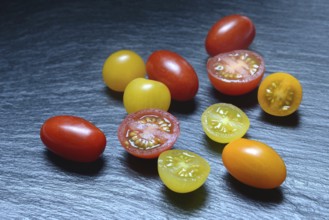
201, 103, 250, 143
158, 149, 210, 193
258, 72, 302, 116
118, 109, 180, 159
207, 50, 265, 95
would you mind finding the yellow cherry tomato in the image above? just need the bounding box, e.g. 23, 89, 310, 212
158, 149, 211, 193
102, 50, 146, 92
123, 78, 171, 114
258, 72, 302, 116
222, 138, 286, 189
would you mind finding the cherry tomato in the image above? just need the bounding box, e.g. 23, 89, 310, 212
258, 72, 303, 117
207, 50, 265, 95
102, 50, 146, 92
205, 14, 256, 56
123, 78, 171, 114
118, 109, 180, 159
222, 138, 286, 189
40, 115, 106, 162
158, 149, 210, 193
146, 50, 199, 101
201, 103, 250, 143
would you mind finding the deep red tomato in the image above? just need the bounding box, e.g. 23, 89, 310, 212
40, 115, 106, 162
205, 14, 256, 56
117, 109, 180, 159
207, 50, 265, 95
146, 50, 199, 101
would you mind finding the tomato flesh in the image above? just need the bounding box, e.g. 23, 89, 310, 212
222, 138, 286, 189
201, 103, 250, 143
205, 14, 256, 56
146, 50, 199, 101
40, 115, 106, 162
207, 50, 265, 95
158, 149, 210, 193
117, 109, 180, 159
258, 72, 302, 116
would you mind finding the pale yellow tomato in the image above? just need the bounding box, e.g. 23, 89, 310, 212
102, 50, 146, 92
123, 78, 171, 114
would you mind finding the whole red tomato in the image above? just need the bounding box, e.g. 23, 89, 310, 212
40, 115, 106, 162
146, 50, 199, 101
205, 14, 256, 56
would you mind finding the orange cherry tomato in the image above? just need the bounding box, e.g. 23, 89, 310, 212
258, 72, 303, 116
40, 115, 106, 162
222, 138, 286, 189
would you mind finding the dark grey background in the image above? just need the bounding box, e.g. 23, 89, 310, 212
1, 0, 328, 219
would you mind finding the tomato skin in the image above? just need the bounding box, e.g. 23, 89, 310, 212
123, 78, 171, 114
102, 50, 146, 92
207, 50, 265, 96
40, 115, 106, 163
146, 50, 199, 101
258, 72, 303, 116
205, 14, 256, 56
117, 109, 180, 159
158, 149, 210, 193
222, 138, 286, 189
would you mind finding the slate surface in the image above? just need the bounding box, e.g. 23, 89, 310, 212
1, 0, 329, 219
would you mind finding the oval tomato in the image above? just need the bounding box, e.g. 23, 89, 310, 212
258, 72, 303, 116
123, 78, 171, 114
102, 50, 146, 92
158, 149, 210, 193
40, 115, 106, 162
201, 103, 250, 143
205, 14, 256, 56
146, 50, 199, 101
117, 109, 180, 159
207, 50, 265, 96
222, 138, 286, 189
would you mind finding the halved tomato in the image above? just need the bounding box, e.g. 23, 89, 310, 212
117, 109, 180, 159
258, 72, 302, 116
207, 50, 265, 95
201, 103, 250, 143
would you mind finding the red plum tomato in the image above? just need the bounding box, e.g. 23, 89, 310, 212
146, 50, 199, 101
117, 109, 180, 159
207, 50, 265, 95
40, 115, 106, 162
205, 14, 256, 56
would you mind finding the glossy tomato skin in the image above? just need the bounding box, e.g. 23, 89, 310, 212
222, 138, 286, 189
258, 72, 303, 116
40, 115, 106, 162
205, 14, 256, 56
117, 109, 180, 159
146, 50, 199, 101
207, 50, 265, 96
102, 50, 146, 92
123, 78, 171, 114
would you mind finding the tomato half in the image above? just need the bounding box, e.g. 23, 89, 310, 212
222, 138, 286, 189
117, 109, 180, 159
258, 72, 302, 116
40, 115, 106, 162
102, 50, 146, 92
207, 50, 265, 95
201, 103, 250, 143
158, 149, 210, 193
146, 50, 199, 101
123, 78, 171, 114
205, 14, 256, 56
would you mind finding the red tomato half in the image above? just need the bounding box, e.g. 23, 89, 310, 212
117, 109, 180, 159
205, 14, 256, 56
146, 50, 199, 101
40, 115, 106, 162
207, 50, 265, 96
